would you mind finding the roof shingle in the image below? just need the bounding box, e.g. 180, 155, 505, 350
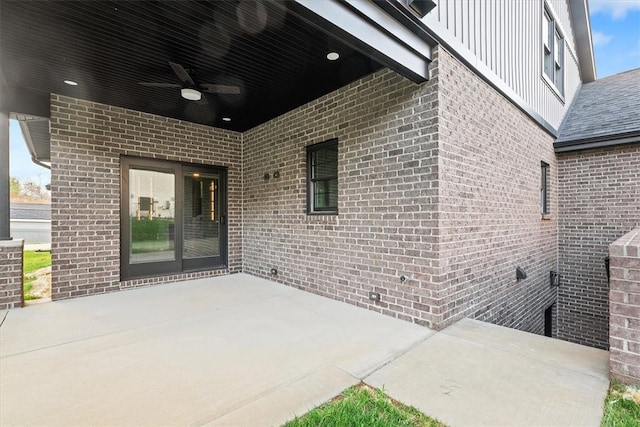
557, 68, 640, 143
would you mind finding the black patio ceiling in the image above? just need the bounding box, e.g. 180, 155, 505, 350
1, 0, 384, 132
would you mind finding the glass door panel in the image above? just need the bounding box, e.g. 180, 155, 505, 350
183, 172, 221, 263
129, 169, 176, 264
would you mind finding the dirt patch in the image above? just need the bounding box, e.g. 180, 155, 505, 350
26, 266, 51, 299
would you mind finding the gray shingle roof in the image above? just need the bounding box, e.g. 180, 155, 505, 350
10, 203, 51, 220
557, 68, 640, 143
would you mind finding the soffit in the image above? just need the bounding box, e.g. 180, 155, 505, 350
1, 0, 384, 133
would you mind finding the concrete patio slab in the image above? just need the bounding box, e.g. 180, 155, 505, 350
0, 273, 433, 426
365, 318, 610, 427
1, 275, 611, 426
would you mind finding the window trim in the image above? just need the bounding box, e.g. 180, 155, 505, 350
541, 3, 565, 100
306, 139, 338, 215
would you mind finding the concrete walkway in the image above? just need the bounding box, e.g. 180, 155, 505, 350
0, 274, 609, 426
366, 318, 610, 427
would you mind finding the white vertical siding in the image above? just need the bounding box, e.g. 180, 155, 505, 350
422, 0, 582, 130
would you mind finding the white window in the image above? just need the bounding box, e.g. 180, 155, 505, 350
543, 7, 564, 96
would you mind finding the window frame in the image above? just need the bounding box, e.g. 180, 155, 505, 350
306, 139, 338, 215
542, 4, 565, 99
541, 161, 550, 216
120, 156, 228, 280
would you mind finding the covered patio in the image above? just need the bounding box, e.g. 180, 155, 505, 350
1, 274, 609, 426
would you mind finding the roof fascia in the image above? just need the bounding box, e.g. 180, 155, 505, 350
568, 0, 597, 82
287, 0, 435, 83
14, 114, 51, 167
554, 131, 640, 153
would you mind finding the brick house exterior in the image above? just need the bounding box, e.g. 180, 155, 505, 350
555, 68, 640, 350
2, 1, 638, 381
49, 96, 243, 298
42, 45, 562, 335
557, 145, 640, 349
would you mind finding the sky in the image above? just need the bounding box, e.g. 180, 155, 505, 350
589, 0, 640, 77
8, 0, 640, 184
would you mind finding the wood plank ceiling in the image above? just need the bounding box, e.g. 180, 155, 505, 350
1, 0, 382, 132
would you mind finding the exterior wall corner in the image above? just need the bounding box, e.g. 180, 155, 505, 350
609, 227, 640, 385
0, 239, 24, 310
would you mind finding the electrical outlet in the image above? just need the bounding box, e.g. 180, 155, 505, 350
369, 291, 381, 302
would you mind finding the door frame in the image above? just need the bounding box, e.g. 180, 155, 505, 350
120, 156, 228, 280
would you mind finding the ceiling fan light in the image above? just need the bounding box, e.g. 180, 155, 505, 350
181, 88, 201, 101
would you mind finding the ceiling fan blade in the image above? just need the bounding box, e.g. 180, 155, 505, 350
169, 62, 196, 86
139, 82, 182, 88
199, 84, 241, 95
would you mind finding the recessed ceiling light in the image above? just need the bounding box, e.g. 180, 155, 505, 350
222, 117, 231, 122
64, 80, 78, 86
326, 52, 340, 61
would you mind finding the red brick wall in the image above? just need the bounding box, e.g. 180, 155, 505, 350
609, 227, 640, 385
0, 240, 24, 309
49, 96, 242, 299
436, 48, 558, 331
558, 145, 640, 349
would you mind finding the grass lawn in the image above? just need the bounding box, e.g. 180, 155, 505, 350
283, 384, 445, 427
601, 381, 640, 427
23, 250, 51, 300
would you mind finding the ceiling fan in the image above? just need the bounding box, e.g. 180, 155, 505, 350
139, 62, 240, 105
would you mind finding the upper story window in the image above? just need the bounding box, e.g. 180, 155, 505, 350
307, 139, 338, 215
543, 6, 564, 96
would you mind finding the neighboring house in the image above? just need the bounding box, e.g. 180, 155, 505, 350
9, 203, 51, 244
0, 0, 638, 381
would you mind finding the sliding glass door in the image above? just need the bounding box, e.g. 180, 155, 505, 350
182, 168, 224, 271
121, 157, 227, 279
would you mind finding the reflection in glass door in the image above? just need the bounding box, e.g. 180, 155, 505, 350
121, 157, 227, 280
128, 169, 175, 264
183, 172, 221, 261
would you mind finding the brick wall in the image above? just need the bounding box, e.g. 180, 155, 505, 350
49, 96, 242, 299
558, 145, 640, 349
609, 227, 640, 385
0, 240, 24, 309
436, 48, 558, 331
242, 53, 441, 327
242, 46, 559, 334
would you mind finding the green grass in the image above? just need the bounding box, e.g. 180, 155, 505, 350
601, 381, 640, 427
283, 384, 445, 427
131, 218, 174, 253
24, 250, 51, 274
23, 250, 51, 300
